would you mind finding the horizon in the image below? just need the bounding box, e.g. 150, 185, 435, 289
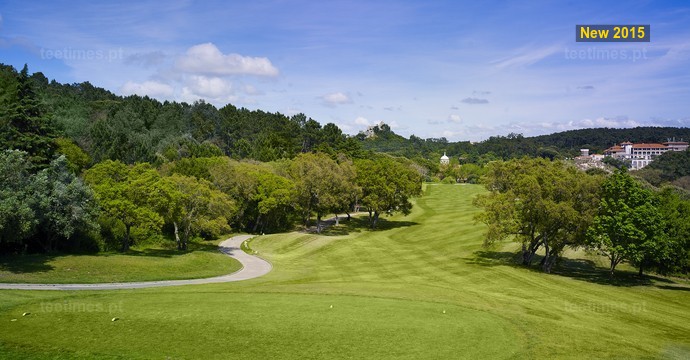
1, 0, 689, 142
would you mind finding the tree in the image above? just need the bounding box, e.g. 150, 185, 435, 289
33, 156, 100, 252
586, 170, 666, 275
355, 156, 423, 229
644, 187, 690, 275
55, 137, 91, 173
475, 158, 602, 273
84, 161, 163, 251
0, 64, 58, 166
252, 171, 296, 233
0, 151, 99, 253
210, 159, 265, 231
158, 174, 236, 250
290, 153, 356, 232
0, 150, 40, 250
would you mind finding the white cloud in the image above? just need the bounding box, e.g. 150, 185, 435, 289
242, 84, 262, 95
388, 120, 401, 129
124, 51, 167, 68
569, 116, 640, 129
321, 92, 353, 107
443, 130, 461, 138
461, 97, 489, 104
183, 75, 232, 98
492, 45, 561, 69
176, 42, 279, 76
120, 80, 174, 97
447, 114, 462, 123
354, 116, 370, 126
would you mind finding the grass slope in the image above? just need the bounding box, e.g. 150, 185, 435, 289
0, 240, 241, 283
0, 184, 688, 359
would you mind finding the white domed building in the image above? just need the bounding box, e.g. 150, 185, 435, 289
440, 152, 450, 165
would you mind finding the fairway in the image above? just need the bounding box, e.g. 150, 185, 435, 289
1, 184, 689, 359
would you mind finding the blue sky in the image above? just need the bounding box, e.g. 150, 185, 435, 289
1, 0, 689, 141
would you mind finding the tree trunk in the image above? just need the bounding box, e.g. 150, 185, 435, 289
43, 233, 53, 253
521, 241, 540, 266
174, 221, 182, 250
253, 214, 262, 233
638, 265, 644, 277
540, 242, 550, 271
122, 224, 131, 252
335, 214, 339, 226
181, 224, 190, 251
371, 212, 380, 229
316, 214, 322, 234
543, 255, 557, 273
346, 212, 351, 221
609, 257, 617, 276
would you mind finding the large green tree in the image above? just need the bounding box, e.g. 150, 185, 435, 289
355, 156, 423, 229
475, 158, 603, 273
290, 153, 357, 232
0, 64, 58, 166
0, 151, 99, 253
34, 156, 100, 252
84, 161, 163, 251
157, 174, 236, 250
0, 150, 41, 250
586, 170, 667, 276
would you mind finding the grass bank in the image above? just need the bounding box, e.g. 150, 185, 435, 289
0, 239, 241, 283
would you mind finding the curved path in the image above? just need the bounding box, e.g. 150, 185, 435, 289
0, 235, 272, 291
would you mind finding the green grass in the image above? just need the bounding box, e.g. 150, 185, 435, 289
0, 239, 241, 283
0, 184, 688, 359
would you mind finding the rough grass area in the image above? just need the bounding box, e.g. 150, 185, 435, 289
0, 184, 688, 359
0, 239, 241, 283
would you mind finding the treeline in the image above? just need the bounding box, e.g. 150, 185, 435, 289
475, 158, 690, 277
0, 149, 421, 254
0, 64, 423, 254
531, 127, 690, 154
0, 64, 365, 170
360, 124, 690, 167
636, 149, 690, 190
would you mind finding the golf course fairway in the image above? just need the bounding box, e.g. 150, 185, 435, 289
0, 184, 688, 359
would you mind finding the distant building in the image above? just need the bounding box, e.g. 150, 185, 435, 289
440, 152, 450, 165
603, 140, 688, 170
664, 141, 689, 152
574, 149, 607, 171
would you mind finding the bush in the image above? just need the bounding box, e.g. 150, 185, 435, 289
441, 176, 456, 184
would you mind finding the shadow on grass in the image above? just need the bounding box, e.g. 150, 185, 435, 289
0, 241, 221, 274
0, 254, 56, 274
122, 241, 221, 257
657, 285, 690, 291
314, 216, 419, 236
468, 250, 686, 289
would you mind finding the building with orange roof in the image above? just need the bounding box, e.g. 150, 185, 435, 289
603, 140, 689, 170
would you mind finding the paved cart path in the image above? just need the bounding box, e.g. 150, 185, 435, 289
0, 235, 271, 291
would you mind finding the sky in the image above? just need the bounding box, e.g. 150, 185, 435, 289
1, 0, 689, 141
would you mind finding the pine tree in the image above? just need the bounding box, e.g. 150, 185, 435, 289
0, 64, 58, 166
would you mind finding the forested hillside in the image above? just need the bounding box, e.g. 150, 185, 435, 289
531, 127, 690, 153
360, 124, 690, 162
0, 64, 421, 254
6, 67, 362, 165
